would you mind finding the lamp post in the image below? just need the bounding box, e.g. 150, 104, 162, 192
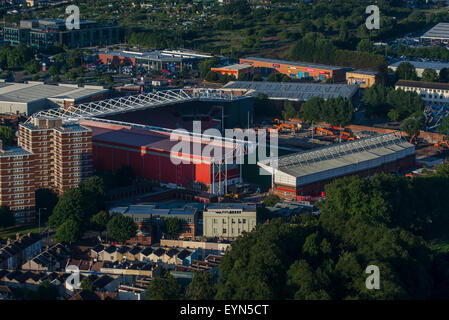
38, 208, 47, 234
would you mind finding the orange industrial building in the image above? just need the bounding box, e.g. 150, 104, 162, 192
346, 69, 379, 88
240, 57, 346, 82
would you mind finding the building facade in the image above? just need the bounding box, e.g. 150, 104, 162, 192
240, 57, 346, 82
18, 117, 93, 194
346, 70, 379, 88
202, 204, 258, 239
395, 80, 449, 105
0, 117, 93, 223
3, 19, 120, 49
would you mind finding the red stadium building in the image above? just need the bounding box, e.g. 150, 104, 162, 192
80, 119, 242, 195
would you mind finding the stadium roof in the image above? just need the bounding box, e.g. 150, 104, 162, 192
389, 60, 449, 71
421, 22, 449, 40
258, 133, 414, 187
0, 82, 108, 104
241, 56, 345, 71
212, 64, 253, 71
222, 81, 359, 101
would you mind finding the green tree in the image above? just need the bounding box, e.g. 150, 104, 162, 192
0, 126, 15, 146
164, 217, 183, 237
186, 271, 217, 300
37, 280, 58, 300
282, 101, 298, 121
49, 188, 85, 228
54, 219, 82, 243
439, 68, 449, 83
24, 60, 40, 74
80, 278, 95, 292
401, 115, 423, 140
357, 39, 375, 53
437, 117, 449, 136
0, 205, 14, 228
145, 274, 184, 300
263, 194, 280, 207
421, 68, 439, 82
90, 211, 109, 232
35, 188, 59, 221
395, 62, 418, 81
106, 214, 137, 243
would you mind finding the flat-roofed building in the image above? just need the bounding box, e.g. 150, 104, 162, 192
346, 69, 379, 88
421, 23, 449, 44
240, 57, 346, 82
202, 203, 258, 239
258, 133, 416, 200
211, 64, 254, 79
222, 81, 359, 102
395, 80, 449, 105
389, 60, 449, 77
0, 82, 109, 116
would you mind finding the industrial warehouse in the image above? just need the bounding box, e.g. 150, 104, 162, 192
239, 57, 347, 82
257, 133, 416, 200
0, 82, 110, 115
222, 81, 359, 102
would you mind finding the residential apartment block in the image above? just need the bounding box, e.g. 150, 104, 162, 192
0, 141, 36, 224
0, 117, 92, 223
18, 117, 93, 195
202, 203, 259, 239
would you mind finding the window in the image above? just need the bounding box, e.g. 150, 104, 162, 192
223, 228, 227, 234
242, 219, 246, 224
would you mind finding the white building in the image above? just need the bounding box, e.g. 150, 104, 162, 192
395, 80, 449, 104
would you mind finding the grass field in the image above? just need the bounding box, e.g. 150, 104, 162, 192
430, 237, 449, 254
0, 223, 45, 240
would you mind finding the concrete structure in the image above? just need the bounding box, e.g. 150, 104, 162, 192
109, 204, 200, 240
202, 203, 258, 239
0, 82, 109, 116
346, 70, 379, 88
389, 60, 449, 77
395, 80, 449, 105
211, 64, 254, 79
240, 57, 346, 82
222, 81, 359, 102
421, 22, 449, 44
3, 19, 120, 49
258, 133, 416, 199
98, 49, 211, 71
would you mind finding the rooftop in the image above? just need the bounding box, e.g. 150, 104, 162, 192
212, 64, 253, 71
205, 203, 257, 212
421, 22, 449, 40
0, 82, 108, 104
241, 56, 345, 71
222, 81, 359, 101
396, 80, 449, 91
259, 133, 414, 183
389, 60, 449, 70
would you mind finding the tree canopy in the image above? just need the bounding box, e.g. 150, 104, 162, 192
106, 214, 137, 243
